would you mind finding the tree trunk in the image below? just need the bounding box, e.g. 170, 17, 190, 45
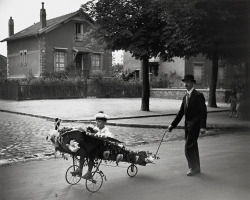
245, 58, 250, 97
141, 56, 150, 111
208, 50, 219, 107
244, 59, 250, 120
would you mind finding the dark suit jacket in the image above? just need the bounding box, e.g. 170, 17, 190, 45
171, 89, 207, 133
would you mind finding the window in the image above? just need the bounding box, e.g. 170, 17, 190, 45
24, 50, 27, 66
19, 50, 27, 66
54, 51, 67, 72
76, 23, 84, 34
75, 23, 84, 41
92, 53, 102, 70
20, 51, 23, 66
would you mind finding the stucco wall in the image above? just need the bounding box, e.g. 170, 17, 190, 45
123, 52, 185, 87
158, 57, 184, 76
185, 55, 212, 88
151, 88, 229, 103
158, 57, 185, 87
7, 37, 40, 78
44, 19, 110, 76
123, 52, 141, 72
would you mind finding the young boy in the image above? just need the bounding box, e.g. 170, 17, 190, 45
89, 111, 113, 138
72, 111, 113, 179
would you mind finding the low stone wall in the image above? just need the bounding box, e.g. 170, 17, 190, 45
150, 88, 230, 103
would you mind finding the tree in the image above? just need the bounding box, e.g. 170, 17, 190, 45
82, 0, 176, 111
83, 0, 249, 109
160, 0, 249, 107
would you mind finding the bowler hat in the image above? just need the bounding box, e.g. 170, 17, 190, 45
182, 74, 196, 83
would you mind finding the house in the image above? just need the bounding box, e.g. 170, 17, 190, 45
123, 52, 184, 87
123, 51, 245, 89
1, 3, 112, 79
0, 54, 7, 78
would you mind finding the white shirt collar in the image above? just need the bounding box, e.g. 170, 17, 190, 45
187, 87, 194, 95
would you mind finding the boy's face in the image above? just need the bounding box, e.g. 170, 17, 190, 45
96, 119, 105, 129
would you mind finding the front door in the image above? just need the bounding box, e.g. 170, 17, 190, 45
75, 53, 84, 77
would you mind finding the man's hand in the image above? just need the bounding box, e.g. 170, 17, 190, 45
168, 125, 173, 132
200, 128, 206, 135
95, 133, 102, 137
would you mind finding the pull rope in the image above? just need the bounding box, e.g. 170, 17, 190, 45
155, 129, 171, 156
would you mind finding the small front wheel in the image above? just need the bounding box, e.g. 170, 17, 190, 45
85, 172, 103, 192
65, 165, 81, 185
127, 164, 138, 177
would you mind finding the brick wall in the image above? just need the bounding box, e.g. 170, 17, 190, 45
150, 88, 230, 103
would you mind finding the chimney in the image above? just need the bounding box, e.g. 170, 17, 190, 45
40, 2, 46, 28
8, 17, 14, 36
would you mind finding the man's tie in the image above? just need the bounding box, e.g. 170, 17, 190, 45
186, 93, 189, 107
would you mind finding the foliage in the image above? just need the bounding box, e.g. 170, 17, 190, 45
0, 79, 19, 100
89, 70, 105, 77
82, 0, 177, 110
109, 64, 124, 77
151, 73, 170, 88
82, 0, 176, 61
159, 0, 249, 107
150, 72, 183, 88
88, 77, 142, 97
42, 71, 69, 80
161, 0, 249, 63
82, 0, 249, 108
19, 76, 85, 87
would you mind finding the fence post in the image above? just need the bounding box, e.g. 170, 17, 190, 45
16, 82, 20, 100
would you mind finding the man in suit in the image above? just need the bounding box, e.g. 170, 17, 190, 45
168, 74, 207, 176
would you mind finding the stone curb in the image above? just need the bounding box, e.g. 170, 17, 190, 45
106, 122, 250, 130
0, 108, 229, 121
0, 109, 53, 120
1, 108, 249, 130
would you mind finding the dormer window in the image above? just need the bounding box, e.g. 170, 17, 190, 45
75, 23, 85, 41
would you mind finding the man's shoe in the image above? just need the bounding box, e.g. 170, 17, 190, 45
186, 168, 201, 176
82, 172, 92, 180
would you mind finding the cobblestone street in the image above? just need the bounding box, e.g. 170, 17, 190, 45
0, 98, 248, 166
0, 112, 55, 162
0, 112, 184, 165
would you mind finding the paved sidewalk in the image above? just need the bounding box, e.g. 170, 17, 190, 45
0, 98, 249, 200
0, 132, 249, 200
0, 98, 249, 129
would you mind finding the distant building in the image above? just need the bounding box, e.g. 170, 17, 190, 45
0, 54, 7, 78
123, 51, 245, 89
1, 3, 112, 79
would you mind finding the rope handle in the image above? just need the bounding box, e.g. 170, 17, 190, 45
155, 129, 173, 156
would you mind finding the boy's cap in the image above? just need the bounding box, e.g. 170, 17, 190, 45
95, 111, 108, 120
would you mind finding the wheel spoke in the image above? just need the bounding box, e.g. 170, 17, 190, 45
65, 165, 81, 185
127, 164, 138, 177
86, 172, 103, 192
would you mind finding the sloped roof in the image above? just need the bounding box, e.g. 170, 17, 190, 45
1, 9, 94, 42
